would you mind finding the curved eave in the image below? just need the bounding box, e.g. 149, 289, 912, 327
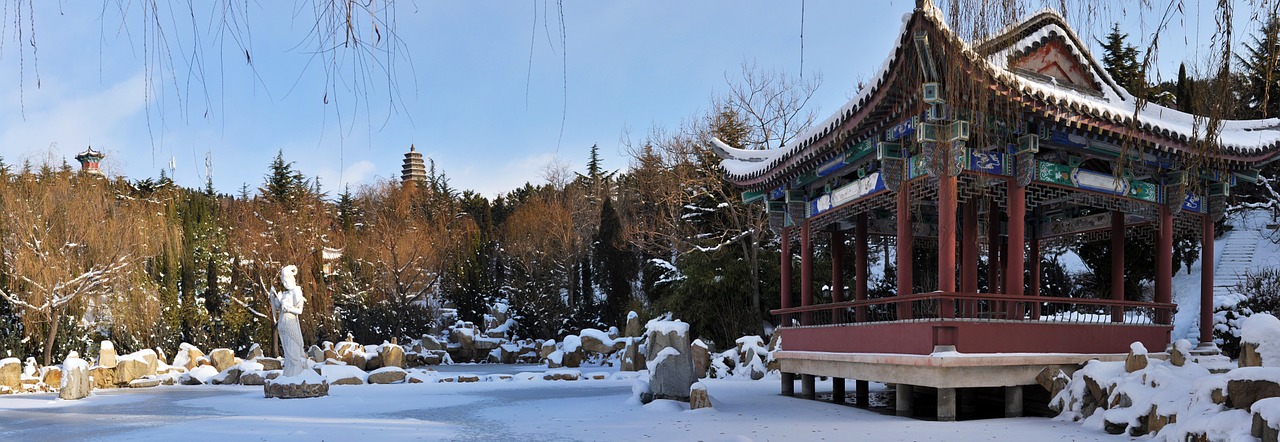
722, 11, 925, 191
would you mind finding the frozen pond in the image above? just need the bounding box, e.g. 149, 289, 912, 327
0, 375, 1116, 441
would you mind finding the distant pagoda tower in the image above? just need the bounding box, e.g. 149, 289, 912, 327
401, 144, 428, 184
75, 146, 105, 177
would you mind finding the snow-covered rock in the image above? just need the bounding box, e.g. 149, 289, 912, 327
368, 367, 406, 384
98, 341, 118, 368
59, 353, 91, 400
644, 319, 694, 402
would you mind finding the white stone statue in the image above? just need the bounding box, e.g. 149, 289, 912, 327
270, 265, 309, 377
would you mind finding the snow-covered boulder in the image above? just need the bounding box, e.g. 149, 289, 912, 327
98, 341, 118, 369
368, 367, 406, 384
691, 340, 710, 379
209, 348, 237, 372
689, 382, 712, 410
644, 319, 694, 402
115, 350, 158, 385
171, 343, 204, 371
625, 311, 642, 338
59, 353, 91, 400
380, 342, 406, 369
180, 365, 220, 385
320, 364, 367, 385
0, 358, 20, 391
1241, 313, 1280, 367
264, 369, 329, 398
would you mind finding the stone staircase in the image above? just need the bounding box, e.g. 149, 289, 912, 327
1213, 229, 1264, 298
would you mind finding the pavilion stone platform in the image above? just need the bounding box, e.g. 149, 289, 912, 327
713, 0, 1270, 423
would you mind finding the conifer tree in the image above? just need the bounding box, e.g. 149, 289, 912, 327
1176, 63, 1194, 114
593, 196, 635, 327
1098, 23, 1144, 95
1238, 17, 1280, 119
261, 149, 308, 205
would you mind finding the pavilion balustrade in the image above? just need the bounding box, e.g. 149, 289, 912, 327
772, 292, 1174, 328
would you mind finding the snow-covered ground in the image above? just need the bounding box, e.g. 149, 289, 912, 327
0, 373, 1118, 441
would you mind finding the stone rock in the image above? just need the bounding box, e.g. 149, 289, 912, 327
378, 343, 404, 368
1228, 378, 1280, 410
472, 338, 500, 352
308, 345, 325, 363
247, 344, 264, 361
1036, 367, 1069, 400
645, 321, 695, 402
539, 340, 557, 360
1124, 351, 1147, 373
1212, 388, 1227, 405
368, 368, 406, 384
561, 350, 583, 368
351, 353, 368, 371
457, 374, 480, 383
129, 378, 161, 388
1170, 347, 1188, 367
691, 341, 710, 379
324, 349, 338, 362
454, 325, 477, 349
98, 341, 118, 369
114, 357, 154, 385
1243, 342, 1264, 368
625, 312, 642, 338
90, 366, 116, 389
264, 378, 329, 399
580, 333, 616, 355
1147, 405, 1175, 434
43, 366, 63, 388
181, 346, 205, 371
329, 375, 364, 385
418, 351, 444, 366
420, 335, 443, 351
209, 348, 236, 373
240, 372, 266, 385
1255, 411, 1280, 441
256, 357, 283, 371
621, 339, 646, 372
153, 347, 168, 365
690, 383, 712, 410
543, 370, 580, 381
0, 358, 21, 391
212, 368, 243, 385
59, 356, 91, 400
1083, 374, 1107, 407
366, 353, 384, 371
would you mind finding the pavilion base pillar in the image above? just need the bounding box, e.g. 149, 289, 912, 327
781, 372, 795, 396
831, 378, 846, 405
801, 374, 816, 400
856, 380, 869, 407
1192, 341, 1222, 356
937, 387, 957, 422
896, 384, 914, 416
1005, 386, 1024, 418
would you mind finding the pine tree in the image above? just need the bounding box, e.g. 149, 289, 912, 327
261, 149, 307, 205
1098, 24, 1145, 96
1237, 16, 1280, 119
1176, 63, 1194, 114
593, 196, 635, 327
336, 185, 358, 231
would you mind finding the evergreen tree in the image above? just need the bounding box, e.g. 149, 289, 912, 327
1237, 17, 1280, 119
261, 149, 308, 205
1176, 63, 1195, 113
1098, 23, 1145, 95
593, 196, 635, 327
336, 185, 358, 232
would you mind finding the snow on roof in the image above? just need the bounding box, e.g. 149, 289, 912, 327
720, 3, 1280, 185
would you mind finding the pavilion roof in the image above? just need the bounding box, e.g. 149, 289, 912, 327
719, 4, 1280, 190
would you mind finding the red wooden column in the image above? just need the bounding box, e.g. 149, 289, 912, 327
855, 213, 869, 322
801, 220, 815, 326
938, 173, 958, 319
1029, 225, 1041, 319
1110, 211, 1125, 322
987, 199, 1001, 294
960, 201, 978, 317
896, 180, 914, 319
1200, 214, 1214, 346
1156, 205, 1174, 324
781, 227, 793, 311
1006, 180, 1026, 319
831, 229, 846, 304
960, 202, 979, 293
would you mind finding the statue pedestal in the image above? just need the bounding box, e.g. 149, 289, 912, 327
264, 370, 329, 399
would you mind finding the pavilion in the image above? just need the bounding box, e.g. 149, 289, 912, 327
715, 1, 1280, 420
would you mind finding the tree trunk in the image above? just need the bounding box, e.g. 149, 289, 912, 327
745, 230, 763, 335
43, 306, 64, 366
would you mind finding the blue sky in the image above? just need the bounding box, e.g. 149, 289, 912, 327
0, 1, 1259, 198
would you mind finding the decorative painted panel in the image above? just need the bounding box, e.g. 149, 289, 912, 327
1035, 161, 1158, 203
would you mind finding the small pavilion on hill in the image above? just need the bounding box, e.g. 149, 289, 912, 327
715, 1, 1280, 420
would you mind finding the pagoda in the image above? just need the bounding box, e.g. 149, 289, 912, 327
401, 144, 428, 184
716, 1, 1279, 420
75, 146, 105, 177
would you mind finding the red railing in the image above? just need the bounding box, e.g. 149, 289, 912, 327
772, 292, 1175, 328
